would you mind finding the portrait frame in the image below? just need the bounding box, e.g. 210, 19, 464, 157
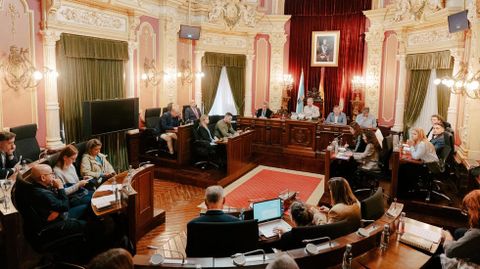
311, 31, 340, 67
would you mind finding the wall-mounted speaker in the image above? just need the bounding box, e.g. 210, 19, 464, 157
448, 10, 469, 33
179, 25, 201, 40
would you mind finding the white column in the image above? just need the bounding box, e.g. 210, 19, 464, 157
268, 32, 287, 111
126, 41, 137, 98
446, 48, 463, 130
392, 53, 407, 132
194, 50, 205, 109
364, 27, 385, 118
244, 54, 254, 117
42, 30, 64, 149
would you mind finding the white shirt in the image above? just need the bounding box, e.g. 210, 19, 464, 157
303, 105, 320, 119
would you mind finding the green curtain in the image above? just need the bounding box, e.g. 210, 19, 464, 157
406, 51, 452, 70
202, 52, 246, 115
436, 68, 453, 119
57, 34, 129, 170
403, 70, 431, 135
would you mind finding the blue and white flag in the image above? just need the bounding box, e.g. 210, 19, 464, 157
296, 69, 305, 114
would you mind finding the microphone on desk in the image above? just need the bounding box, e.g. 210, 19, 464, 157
149, 248, 185, 265
138, 161, 151, 168
231, 249, 266, 266
302, 236, 332, 255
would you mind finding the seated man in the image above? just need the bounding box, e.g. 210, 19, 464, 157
302, 97, 320, 119
184, 100, 202, 123
325, 105, 347, 125
215, 112, 237, 138
0, 131, 19, 178
160, 105, 181, 154
430, 122, 446, 152
427, 114, 452, 139
355, 107, 377, 128
256, 101, 273, 119
189, 185, 239, 223
26, 164, 87, 244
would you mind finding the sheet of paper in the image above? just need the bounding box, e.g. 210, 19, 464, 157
404, 223, 441, 243
96, 184, 122, 192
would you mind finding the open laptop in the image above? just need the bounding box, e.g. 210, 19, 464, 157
253, 198, 292, 238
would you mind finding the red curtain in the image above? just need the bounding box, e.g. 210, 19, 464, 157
286, 0, 371, 116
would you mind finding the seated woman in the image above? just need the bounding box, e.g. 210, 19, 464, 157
407, 127, 439, 163
353, 130, 381, 171
54, 145, 92, 207
430, 122, 446, 153
80, 138, 115, 180
399, 128, 438, 195
319, 177, 361, 224
442, 190, 480, 264
197, 115, 216, 143
346, 121, 366, 153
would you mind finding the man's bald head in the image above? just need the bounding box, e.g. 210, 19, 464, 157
31, 164, 53, 185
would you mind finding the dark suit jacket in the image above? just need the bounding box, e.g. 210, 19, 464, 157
431, 133, 446, 152
159, 112, 180, 133
197, 126, 214, 142
30, 182, 70, 232
189, 210, 240, 223
255, 108, 273, 118
427, 121, 453, 137
0, 152, 17, 178
184, 107, 201, 122
350, 134, 367, 153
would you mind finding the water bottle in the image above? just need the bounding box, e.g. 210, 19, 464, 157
380, 224, 390, 251
112, 177, 119, 204
399, 133, 404, 144
342, 244, 352, 269
397, 212, 406, 237
20, 160, 27, 173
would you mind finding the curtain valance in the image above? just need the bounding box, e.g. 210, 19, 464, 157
406, 51, 452, 70
60, 34, 128, 60
202, 52, 246, 68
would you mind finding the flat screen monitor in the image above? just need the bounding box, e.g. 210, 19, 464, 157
252, 198, 283, 223
83, 98, 139, 137
179, 25, 201, 40
448, 10, 469, 33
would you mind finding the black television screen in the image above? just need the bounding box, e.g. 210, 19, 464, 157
83, 98, 139, 137
179, 25, 201, 40
448, 10, 469, 33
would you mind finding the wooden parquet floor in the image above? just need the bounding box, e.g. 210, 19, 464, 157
136, 179, 205, 258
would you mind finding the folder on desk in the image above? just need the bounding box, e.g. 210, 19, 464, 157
399, 222, 442, 253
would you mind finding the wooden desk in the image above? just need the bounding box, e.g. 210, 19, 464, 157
133, 203, 408, 269
91, 164, 165, 253
390, 150, 423, 201
217, 130, 256, 186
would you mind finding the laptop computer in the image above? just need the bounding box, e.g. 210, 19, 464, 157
253, 198, 292, 238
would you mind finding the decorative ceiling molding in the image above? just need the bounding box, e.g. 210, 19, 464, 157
55, 5, 127, 32
392, 0, 443, 23
208, 0, 258, 29
407, 28, 463, 47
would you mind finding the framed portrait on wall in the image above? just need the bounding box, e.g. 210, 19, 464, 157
311, 31, 340, 67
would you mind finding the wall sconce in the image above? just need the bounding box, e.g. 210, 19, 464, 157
434, 63, 480, 99
141, 57, 169, 87
0, 45, 56, 91
177, 60, 204, 86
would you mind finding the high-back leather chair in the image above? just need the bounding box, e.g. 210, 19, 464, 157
360, 187, 385, 220
186, 219, 259, 257
10, 124, 41, 163
276, 218, 359, 251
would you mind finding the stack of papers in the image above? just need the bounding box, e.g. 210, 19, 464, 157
404, 223, 441, 243
96, 184, 123, 192
91, 194, 116, 210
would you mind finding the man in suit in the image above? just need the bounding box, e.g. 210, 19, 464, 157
188, 185, 239, 223
256, 101, 273, 119
0, 131, 19, 178
355, 107, 377, 128
302, 98, 320, 119
215, 112, 237, 138
160, 105, 181, 154
427, 114, 452, 139
325, 105, 347, 125
184, 100, 202, 123
430, 122, 447, 152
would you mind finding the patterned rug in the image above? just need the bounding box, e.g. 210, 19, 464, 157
223, 165, 324, 208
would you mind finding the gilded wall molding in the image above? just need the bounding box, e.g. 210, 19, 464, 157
268, 31, 287, 111
364, 26, 385, 117
55, 5, 127, 32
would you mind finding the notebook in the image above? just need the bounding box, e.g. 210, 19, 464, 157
399, 222, 442, 253
253, 198, 291, 238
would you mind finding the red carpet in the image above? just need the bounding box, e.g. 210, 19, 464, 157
224, 166, 323, 208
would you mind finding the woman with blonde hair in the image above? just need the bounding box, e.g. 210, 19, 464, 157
407, 127, 438, 163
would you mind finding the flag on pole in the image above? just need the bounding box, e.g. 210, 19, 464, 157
296, 69, 305, 114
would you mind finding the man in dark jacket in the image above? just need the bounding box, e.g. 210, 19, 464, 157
188, 185, 239, 223
0, 131, 18, 178
159, 105, 181, 154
